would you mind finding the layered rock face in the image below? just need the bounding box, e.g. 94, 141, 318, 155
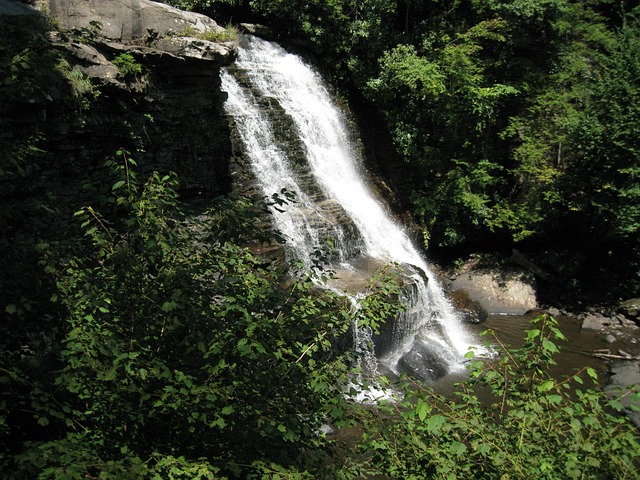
2, 0, 237, 213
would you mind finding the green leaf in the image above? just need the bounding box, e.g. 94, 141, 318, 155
545, 394, 563, 405
538, 379, 555, 392
416, 398, 429, 422
112, 180, 126, 190
161, 301, 177, 312
526, 328, 541, 339
425, 414, 446, 435
542, 338, 559, 353
449, 441, 467, 455
5, 304, 17, 315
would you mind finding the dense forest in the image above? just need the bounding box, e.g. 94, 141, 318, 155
1, 0, 639, 478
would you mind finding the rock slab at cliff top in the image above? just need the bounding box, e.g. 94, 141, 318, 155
46, 0, 225, 41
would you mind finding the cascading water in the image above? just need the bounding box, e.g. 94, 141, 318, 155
221, 35, 473, 384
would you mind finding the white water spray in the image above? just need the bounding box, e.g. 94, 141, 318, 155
222, 35, 473, 380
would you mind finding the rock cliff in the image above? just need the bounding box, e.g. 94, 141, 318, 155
1, 0, 237, 215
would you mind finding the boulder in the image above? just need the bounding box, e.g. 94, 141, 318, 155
397, 340, 449, 382
41, 0, 235, 67
548, 307, 561, 317
581, 313, 610, 330
449, 268, 537, 315
239, 23, 273, 38
58, 41, 123, 87
45, 0, 225, 41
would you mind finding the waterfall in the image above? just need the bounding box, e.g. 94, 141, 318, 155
221, 35, 473, 383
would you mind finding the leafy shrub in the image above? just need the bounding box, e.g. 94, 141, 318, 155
111, 52, 143, 80
2, 151, 402, 479
351, 315, 640, 479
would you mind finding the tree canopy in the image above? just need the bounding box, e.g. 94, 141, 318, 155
166, 0, 640, 300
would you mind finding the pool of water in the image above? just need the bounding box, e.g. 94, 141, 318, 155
430, 311, 625, 397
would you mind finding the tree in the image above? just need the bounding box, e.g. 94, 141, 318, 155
567, 14, 640, 239
365, 16, 518, 245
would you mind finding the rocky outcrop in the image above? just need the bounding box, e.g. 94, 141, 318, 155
46, 0, 226, 42
397, 338, 448, 382
448, 267, 538, 316
568, 305, 640, 425
2, 0, 237, 217
448, 289, 488, 324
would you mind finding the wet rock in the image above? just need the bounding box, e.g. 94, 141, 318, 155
548, 307, 561, 317
239, 23, 273, 38
604, 362, 640, 427
448, 289, 488, 324
614, 314, 627, 326
397, 340, 449, 382
582, 313, 610, 330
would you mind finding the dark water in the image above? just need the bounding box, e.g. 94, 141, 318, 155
430, 312, 614, 397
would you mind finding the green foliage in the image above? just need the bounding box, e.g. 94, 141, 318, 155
241, 0, 638, 280
163, 0, 243, 12
55, 60, 101, 110
368, 44, 446, 101
470, 0, 568, 22
0, 15, 64, 100
160, 0, 639, 290
351, 315, 640, 479
250, 0, 396, 84
566, 14, 640, 238
111, 52, 143, 81
59, 20, 104, 44
363, 13, 521, 245
0, 20, 73, 466
3, 1, 640, 476
1, 152, 410, 478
